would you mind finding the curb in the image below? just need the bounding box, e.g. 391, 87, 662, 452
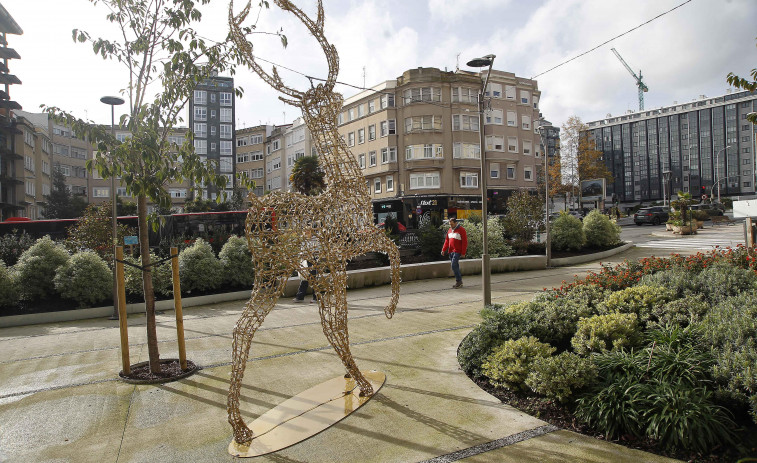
550, 243, 634, 267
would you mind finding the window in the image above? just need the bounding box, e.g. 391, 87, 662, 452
357, 104, 365, 118
451, 87, 477, 103
405, 144, 442, 160
210, 93, 216, 103
405, 115, 442, 133
194, 139, 207, 155
220, 124, 232, 139
490, 162, 500, 179
485, 136, 504, 151
381, 147, 397, 163
24, 129, 34, 148
523, 140, 532, 155
380, 120, 396, 136
57, 164, 71, 176
485, 109, 503, 125
507, 111, 516, 127
520, 90, 530, 105
237, 137, 249, 147
524, 167, 533, 181
481, 81, 500, 97
369, 151, 377, 166
521, 115, 531, 130
338, 113, 344, 125
24, 155, 34, 172
358, 128, 365, 144
220, 141, 232, 155
219, 157, 233, 172
453, 143, 480, 159
386, 176, 394, 192
508, 137, 518, 153
403, 87, 441, 105
250, 168, 264, 179
374, 178, 381, 193
452, 114, 479, 131
251, 134, 263, 145
25, 180, 35, 196
368, 124, 376, 141
506, 165, 516, 179
41, 138, 50, 153
368, 100, 375, 113
348, 108, 355, 121
348, 132, 355, 147
220, 92, 232, 106
194, 90, 207, 105
194, 123, 207, 138
358, 153, 366, 169
210, 126, 216, 137
220, 107, 232, 123
505, 85, 516, 100
42, 160, 50, 175
93, 187, 110, 198
169, 188, 187, 198
380, 93, 394, 109
42, 184, 50, 196
409, 172, 440, 189
211, 110, 216, 119
460, 172, 478, 188
272, 157, 281, 170
194, 106, 207, 121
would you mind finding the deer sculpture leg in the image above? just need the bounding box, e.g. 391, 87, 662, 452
228, 268, 290, 445
314, 268, 374, 397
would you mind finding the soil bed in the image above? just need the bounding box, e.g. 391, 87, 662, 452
120, 359, 199, 384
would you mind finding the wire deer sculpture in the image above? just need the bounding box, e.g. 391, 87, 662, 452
227, 0, 401, 445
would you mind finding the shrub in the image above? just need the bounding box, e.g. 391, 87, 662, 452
0, 230, 35, 266
571, 312, 640, 355
418, 221, 446, 260
582, 209, 621, 248
65, 202, 135, 262
638, 267, 698, 298
457, 307, 533, 378
691, 263, 757, 304
526, 352, 597, 402
598, 285, 676, 323
14, 236, 70, 301
219, 236, 254, 287
464, 217, 514, 259
482, 336, 555, 390
550, 212, 585, 251
502, 190, 543, 241
124, 253, 173, 298
650, 294, 709, 328
576, 375, 645, 438
178, 238, 223, 293
53, 251, 112, 308
0, 261, 18, 308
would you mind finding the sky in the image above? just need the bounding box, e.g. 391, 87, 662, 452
4, 0, 757, 133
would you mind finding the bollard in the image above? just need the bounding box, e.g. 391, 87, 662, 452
171, 247, 187, 370
116, 246, 130, 375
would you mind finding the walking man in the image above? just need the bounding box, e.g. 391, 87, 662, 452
441, 217, 467, 289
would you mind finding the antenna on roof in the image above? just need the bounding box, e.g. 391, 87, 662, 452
456, 53, 460, 72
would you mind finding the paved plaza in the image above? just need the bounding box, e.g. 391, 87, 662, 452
1, 232, 737, 462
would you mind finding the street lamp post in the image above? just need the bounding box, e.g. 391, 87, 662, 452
100, 96, 125, 320
662, 170, 671, 207
714, 145, 731, 204
537, 120, 552, 267
466, 54, 495, 306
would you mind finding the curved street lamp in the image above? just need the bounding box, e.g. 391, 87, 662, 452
466, 54, 495, 306
537, 120, 552, 268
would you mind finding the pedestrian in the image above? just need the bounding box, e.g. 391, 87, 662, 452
293, 227, 319, 303
615, 208, 620, 220
441, 217, 467, 289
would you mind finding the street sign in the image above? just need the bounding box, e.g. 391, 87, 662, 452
124, 236, 138, 245
701, 194, 708, 200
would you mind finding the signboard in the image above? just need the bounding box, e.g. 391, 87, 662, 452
580, 178, 606, 202
733, 200, 757, 218
124, 236, 139, 245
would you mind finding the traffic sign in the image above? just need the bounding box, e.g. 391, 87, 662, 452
701, 194, 708, 200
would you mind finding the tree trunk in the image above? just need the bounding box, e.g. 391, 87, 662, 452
138, 194, 161, 374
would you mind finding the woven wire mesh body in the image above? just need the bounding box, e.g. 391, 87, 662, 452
227, 0, 401, 445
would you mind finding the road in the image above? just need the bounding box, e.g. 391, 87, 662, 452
620, 216, 747, 252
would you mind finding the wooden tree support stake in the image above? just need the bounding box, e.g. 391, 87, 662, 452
116, 246, 130, 375
171, 247, 187, 370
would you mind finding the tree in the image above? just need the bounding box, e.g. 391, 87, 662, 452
290, 155, 325, 195
43, 169, 88, 219
727, 38, 757, 124
561, 116, 613, 206
45, 0, 277, 375
502, 190, 543, 241
66, 202, 136, 263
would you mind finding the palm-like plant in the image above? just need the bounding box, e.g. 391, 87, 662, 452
290, 155, 325, 196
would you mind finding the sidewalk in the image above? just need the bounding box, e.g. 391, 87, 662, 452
0, 248, 680, 463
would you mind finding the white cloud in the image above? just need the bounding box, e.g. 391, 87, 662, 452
427, 0, 512, 24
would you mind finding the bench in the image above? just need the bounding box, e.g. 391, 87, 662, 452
711, 215, 736, 226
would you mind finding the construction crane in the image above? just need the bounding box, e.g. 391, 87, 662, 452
611, 47, 649, 111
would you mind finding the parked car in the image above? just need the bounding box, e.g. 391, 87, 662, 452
634, 206, 669, 226
689, 203, 725, 216
549, 211, 583, 221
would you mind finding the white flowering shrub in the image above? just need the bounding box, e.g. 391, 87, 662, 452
219, 236, 254, 287
15, 236, 70, 301
54, 251, 112, 307
178, 238, 222, 293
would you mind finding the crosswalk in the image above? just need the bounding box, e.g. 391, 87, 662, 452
636, 236, 746, 250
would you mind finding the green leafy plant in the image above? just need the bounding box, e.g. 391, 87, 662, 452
598, 285, 676, 323
53, 251, 112, 307
550, 212, 586, 251
502, 190, 543, 241
650, 294, 709, 328
464, 217, 514, 259
0, 230, 36, 266
526, 352, 597, 402
482, 336, 555, 390
582, 209, 621, 248
218, 235, 254, 287
123, 253, 173, 298
692, 263, 757, 304
14, 236, 70, 301
178, 238, 223, 293
418, 220, 445, 260
571, 312, 640, 355
0, 261, 18, 309
65, 202, 136, 263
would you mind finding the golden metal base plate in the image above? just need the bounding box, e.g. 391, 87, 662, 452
228, 370, 386, 457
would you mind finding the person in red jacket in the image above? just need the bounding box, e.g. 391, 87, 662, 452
441, 217, 467, 288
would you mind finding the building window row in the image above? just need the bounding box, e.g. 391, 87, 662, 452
405, 144, 443, 160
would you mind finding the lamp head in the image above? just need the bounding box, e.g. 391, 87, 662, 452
466, 54, 496, 68
100, 96, 125, 106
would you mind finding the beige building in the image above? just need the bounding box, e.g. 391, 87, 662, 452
15, 115, 51, 219
235, 124, 271, 197
337, 67, 542, 228
264, 124, 290, 192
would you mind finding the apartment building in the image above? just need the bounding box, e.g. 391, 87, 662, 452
235, 124, 271, 197
14, 114, 52, 219
337, 67, 542, 228
189, 72, 235, 200
0, 4, 23, 220
283, 117, 315, 192
265, 124, 289, 192
586, 90, 757, 204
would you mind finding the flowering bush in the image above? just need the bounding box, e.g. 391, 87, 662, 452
14, 236, 70, 301
218, 236, 254, 287
178, 238, 223, 293
582, 209, 621, 248
550, 212, 585, 251
0, 261, 18, 308
482, 336, 555, 390
53, 251, 112, 307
